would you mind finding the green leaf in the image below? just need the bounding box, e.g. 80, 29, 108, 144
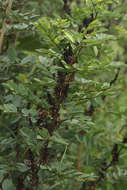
8, 47, 17, 62
37, 128, 49, 140
107, 61, 126, 68
93, 46, 98, 56
2, 179, 16, 190
16, 163, 29, 172
64, 30, 75, 43
22, 108, 29, 116
0, 104, 17, 113
20, 56, 36, 65
51, 132, 69, 145
13, 23, 28, 30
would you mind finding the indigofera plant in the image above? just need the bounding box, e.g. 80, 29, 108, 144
1, 0, 127, 190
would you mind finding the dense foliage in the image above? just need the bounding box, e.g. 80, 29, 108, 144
0, 0, 127, 189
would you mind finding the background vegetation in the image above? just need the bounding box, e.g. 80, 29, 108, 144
0, 0, 127, 189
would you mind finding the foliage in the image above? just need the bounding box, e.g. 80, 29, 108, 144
0, 0, 127, 190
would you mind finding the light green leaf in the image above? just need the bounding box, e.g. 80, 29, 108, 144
0, 104, 17, 113
64, 30, 75, 43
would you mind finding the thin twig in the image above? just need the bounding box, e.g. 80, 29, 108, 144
110, 68, 120, 86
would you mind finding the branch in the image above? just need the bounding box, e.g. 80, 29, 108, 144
28, 150, 39, 189
37, 44, 77, 164
82, 137, 127, 190
81, 68, 120, 190
110, 68, 120, 86
102, 68, 120, 100
95, 144, 119, 185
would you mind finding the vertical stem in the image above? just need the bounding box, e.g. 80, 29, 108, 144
75, 142, 82, 187
14, 32, 19, 47
0, 21, 6, 54
77, 142, 82, 172
0, 0, 13, 54
38, 0, 43, 15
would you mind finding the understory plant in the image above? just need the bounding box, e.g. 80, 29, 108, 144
1, 0, 127, 190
